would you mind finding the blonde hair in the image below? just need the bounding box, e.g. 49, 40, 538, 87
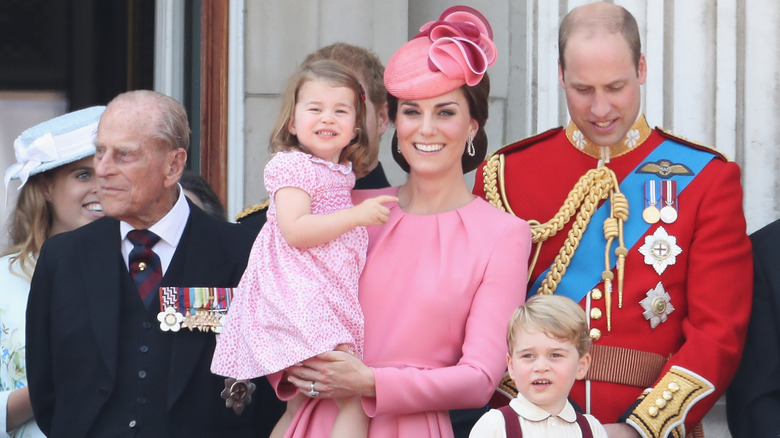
2, 174, 54, 280
507, 294, 591, 357
269, 59, 373, 177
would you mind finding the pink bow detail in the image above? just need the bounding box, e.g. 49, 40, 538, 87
416, 6, 497, 86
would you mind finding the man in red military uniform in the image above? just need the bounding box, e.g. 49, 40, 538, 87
474, 3, 752, 437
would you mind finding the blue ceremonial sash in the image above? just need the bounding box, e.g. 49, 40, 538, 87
529, 140, 716, 302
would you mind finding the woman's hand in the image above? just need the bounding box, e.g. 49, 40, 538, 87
285, 349, 376, 400
602, 423, 641, 438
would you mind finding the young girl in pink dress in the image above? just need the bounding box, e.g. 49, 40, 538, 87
211, 60, 396, 437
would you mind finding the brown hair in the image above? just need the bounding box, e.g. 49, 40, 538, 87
388, 73, 491, 174
269, 59, 372, 177
507, 294, 591, 357
558, 2, 641, 73
302, 43, 386, 113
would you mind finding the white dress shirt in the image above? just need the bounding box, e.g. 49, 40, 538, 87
120, 184, 190, 275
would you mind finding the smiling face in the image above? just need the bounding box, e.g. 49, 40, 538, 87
559, 30, 646, 147
507, 327, 591, 415
288, 79, 358, 164
42, 156, 103, 236
393, 88, 478, 178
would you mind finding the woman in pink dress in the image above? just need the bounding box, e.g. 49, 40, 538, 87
272, 6, 532, 437
211, 60, 396, 438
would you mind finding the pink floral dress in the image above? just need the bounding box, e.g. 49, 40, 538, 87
211, 151, 367, 379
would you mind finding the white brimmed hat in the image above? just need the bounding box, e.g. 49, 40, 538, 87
4, 105, 106, 191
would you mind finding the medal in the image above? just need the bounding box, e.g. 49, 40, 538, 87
157, 287, 233, 333
660, 180, 678, 223
640, 282, 675, 329
638, 226, 683, 274
221, 378, 256, 415
642, 180, 661, 224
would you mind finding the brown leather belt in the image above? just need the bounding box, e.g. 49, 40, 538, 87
584, 344, 669, 388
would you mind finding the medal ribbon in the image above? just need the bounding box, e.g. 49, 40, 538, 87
158, 287, 234, 314
529, 140, 715, 302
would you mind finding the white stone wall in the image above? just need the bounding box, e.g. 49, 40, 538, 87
239, 0, 780, 237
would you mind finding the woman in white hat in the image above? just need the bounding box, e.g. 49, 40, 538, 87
271, 6, 531, 437
0, 105, 105, 437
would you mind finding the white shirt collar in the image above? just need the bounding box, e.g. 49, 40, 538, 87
509, 391, 578, 423
120, 184, 190, 273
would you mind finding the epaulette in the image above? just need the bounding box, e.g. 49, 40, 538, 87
486, 127, 563, 159
656, 127, 730, 162
234, 199, 270, 222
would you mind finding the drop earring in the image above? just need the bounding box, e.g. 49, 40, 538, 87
467, 136, 475, 157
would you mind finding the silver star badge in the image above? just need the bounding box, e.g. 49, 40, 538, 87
638, 226, 682, 275
640, 282, 675, 329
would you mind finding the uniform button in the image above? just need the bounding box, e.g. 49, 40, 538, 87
589, 328, 601, 341
138, 370, 147, 379
142, 321, 152, 329
648, 406, 659, 417
590, 308, 603, 320
655, 398, 667, 409
129, 420, 137, 428
662, 391, 673, 401
668, 382, 680, 392
140, 345, 149, 353
591, 288, 603, 300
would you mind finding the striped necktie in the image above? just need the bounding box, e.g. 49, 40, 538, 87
127, 229, 162, 308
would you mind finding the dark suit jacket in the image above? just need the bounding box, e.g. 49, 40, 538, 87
727, 219, 780, 438
26, 203, 284, 437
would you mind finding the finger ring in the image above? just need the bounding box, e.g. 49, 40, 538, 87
308, 380, 319, 397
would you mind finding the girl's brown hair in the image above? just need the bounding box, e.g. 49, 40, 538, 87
269, 59, 373, 178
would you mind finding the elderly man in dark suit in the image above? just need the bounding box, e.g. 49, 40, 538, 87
26, 90, 283, 437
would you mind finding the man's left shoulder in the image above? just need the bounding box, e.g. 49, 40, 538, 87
191, 207, 256, 244
654, 127, 730, 162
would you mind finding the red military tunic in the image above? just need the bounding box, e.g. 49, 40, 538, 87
474, 116, 752, 437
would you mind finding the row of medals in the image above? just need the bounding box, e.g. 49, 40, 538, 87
642, 179, 678, 224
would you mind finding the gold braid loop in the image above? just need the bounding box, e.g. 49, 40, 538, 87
537, 166, 619, 295
611, 191, 629, 308
481, 154, 628, 315
483, 154, 509, 213
532, 166, 628, 306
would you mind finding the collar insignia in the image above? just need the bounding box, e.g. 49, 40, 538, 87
637, 159, 693, 179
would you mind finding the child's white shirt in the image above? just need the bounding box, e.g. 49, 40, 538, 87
469, 392, 608, 437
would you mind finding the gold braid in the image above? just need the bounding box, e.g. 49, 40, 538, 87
482, 153, 628, 331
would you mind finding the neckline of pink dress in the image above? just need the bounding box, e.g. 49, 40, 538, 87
391, 187, 481, 217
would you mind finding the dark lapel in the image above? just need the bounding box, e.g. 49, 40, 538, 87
82, 218, 123, 380
164, 206, 222, 408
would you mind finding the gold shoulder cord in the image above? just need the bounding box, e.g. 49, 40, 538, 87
483, 153, 628, 331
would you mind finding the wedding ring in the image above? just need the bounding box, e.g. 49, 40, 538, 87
308, 380, 319, 397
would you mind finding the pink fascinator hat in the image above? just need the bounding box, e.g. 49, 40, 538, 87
384, 5, 497, 100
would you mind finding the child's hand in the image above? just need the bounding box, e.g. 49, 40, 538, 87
353, 195, 398, 226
